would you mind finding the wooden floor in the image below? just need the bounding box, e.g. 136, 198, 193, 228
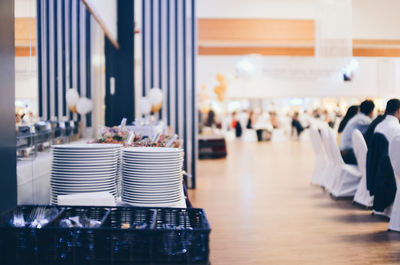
190, 140, 400, 265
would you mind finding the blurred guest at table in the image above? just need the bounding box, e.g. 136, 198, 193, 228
246, 110, 255, 129
232, 112, 242, 138
337, 105, 359, 144
338, 105, 359, 134
366, 98, 400, 213
206, 109, 216, 127
340, 100, 375, 165
269, 111, 280, 129
291, 111, 307, 137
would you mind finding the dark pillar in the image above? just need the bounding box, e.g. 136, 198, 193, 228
105, 0, 135, 126
0, 0, 17, 213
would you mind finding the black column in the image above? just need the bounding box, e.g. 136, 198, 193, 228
105, 0, 135, 126
0, 0, 17, 213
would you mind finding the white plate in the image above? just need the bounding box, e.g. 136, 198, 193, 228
122, 156, 182, 161
51, 170, 116, 176
52, 166, 118, 172
122, 186, 181, 192
123, 147, 182, 153
52, 160, 118, 165
122, 174, 182, 180
121, 157, 183, 164
122, 188, 181, 194
122, 169, 182, 174
51, 178, 116, 184
52, 144, 122, 149
53, 153, 119, 159
120, 163, 181, 169
122, 172, 181, 178
122, 195, 182, 202
53, 156, 118, 163
122, 178, 181, 184
121, 168, 181, 174
52, 167, 117, 172
122, 196, 181, 203
52, 149, 120, 154
122, 160, 183, 166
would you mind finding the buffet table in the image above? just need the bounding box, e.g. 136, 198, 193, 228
198, 134, 227, 159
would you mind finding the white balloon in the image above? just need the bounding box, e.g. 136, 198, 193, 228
148, 88, 163, 106
139, 97, 152, 115
76, 97, 93, 115
66, 89, 80, 107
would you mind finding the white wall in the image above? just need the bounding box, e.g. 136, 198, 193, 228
15, 56, 38, 114
197, 55, 400, 99
198, 0, 400, 40
15, 0, 36, 18
197, 0, 316, 19
352, 0, 400, 40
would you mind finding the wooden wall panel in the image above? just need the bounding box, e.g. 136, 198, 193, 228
199, 46, 314, 56
15, 18, 36, 47
15, 47, 36, 56
353, 48, 400, 57
198, 18, 314, 45
198, 18, 400, 57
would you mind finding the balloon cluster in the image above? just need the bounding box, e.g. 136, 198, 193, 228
214, 73, 227, 102
139, 88, 163, 116
66, 89, 93, 115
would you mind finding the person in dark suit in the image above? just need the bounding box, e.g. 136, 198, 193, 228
366, 99, 400, 213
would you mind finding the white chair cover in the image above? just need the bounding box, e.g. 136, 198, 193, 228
320, 128, 340, 190
388, 135, 400, 231
271, 128, 286, 142
352, 129, 374, 207
242, 129, 258, 142
326, 128, 362, 197
309, 128, 328, 186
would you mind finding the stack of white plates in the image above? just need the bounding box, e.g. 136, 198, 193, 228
121, 147, 184, 206
50, 144, 122, 204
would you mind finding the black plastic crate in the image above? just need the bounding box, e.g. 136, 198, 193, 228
40, 206, 111, 265
152, 208, 210, 264
0, 205, 63, 265
103, 207, 158, 264
0, 206, 210, 265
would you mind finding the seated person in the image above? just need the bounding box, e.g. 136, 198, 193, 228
366, 99, 400, 213
340, 100, 375, 165
364, 99, 400, 148
291, 112, 309, 137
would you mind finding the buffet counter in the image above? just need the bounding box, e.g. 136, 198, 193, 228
17, 151, 52, 205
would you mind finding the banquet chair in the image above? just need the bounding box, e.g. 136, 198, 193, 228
352, 129, 374, 207
388, 136, 400, 230
325, 128, 362, 198
309, 128, 328, 186
242, 129, 258, 142
320, 127, 340, 190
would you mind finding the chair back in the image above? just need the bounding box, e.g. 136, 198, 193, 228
309, 128, 326, 159
389, 135, 400, 179
326, 128, 345, 166
320, 127, 335, 163
352, 129, 368, 177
